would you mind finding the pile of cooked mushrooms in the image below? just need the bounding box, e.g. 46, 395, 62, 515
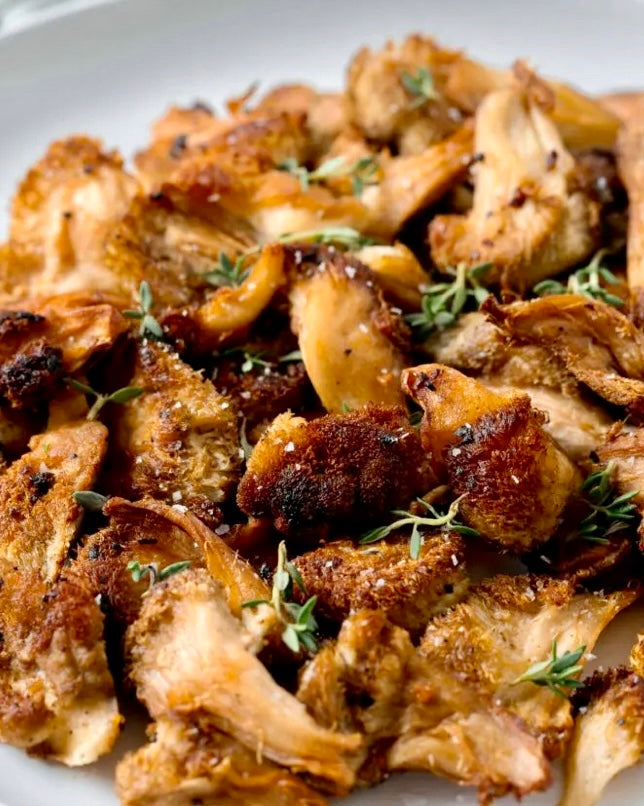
1, 32, 644, 806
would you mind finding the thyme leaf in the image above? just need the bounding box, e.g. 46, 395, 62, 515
277, 155, 379, 195
513, 640, 586, 698
401, 67, 440, 108
359, 495, 476, 559
203, 252, 249, 288
406, 262, 493, 337
573, 462, 639, 544
72, 490, 108, 511
241, 541, 318, 654
66, 378, 144, 421
127, 559, 192, 589
123, 281, 164, 338
533, 250, 624, 308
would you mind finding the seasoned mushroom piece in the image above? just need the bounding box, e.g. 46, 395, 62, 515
108, 341, 241, 524
486, 294, 644, 419
292, 533, 467, 631
237, 406, 434, 538
444, 57, 619, 150
391, 575, 637, 771
484, 383, 612, 462
193, 242, 288, 350
289, 250, 408, 412
617, 122, 644, 290
345, 35, 462, 154
6, 137, 138, 303
0, 294, 128, 409
402, 364, 580, 552
0, 419, 107, 582
116, 715, 329, 806
354, 242, 429, 309
126, 569, 362, 792
360, 122, 474, 238
429, 89, 597, 289
0, 567, 121, 766
298, 606, 550, 799
560, 668, 644, 806
104, 190, 257, 310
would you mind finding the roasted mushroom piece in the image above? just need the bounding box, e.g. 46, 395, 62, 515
402, 364, 580, 552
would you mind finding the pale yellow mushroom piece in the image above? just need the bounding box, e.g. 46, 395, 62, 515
429, 88, 597, 290
194, 242, 287, 348
354, 242, 429, 309
289, 250, 408, 412
445, 56, 619, 150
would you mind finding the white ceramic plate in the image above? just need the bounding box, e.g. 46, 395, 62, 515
1, 1, 644, 803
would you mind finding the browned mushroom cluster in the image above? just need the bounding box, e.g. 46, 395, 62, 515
1, 31, 644, 806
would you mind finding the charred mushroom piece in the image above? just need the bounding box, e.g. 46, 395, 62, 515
0, 294, 128, 409
354, 242, 429, 310
289, 250, 408, 412
402, 364, 580, 552
487, 294, 644, 420
0, 419, 107, 582
237, 406, 434, 538
429, 88, 597, 290
126, 569, 363, 792
292, 532, 467, 631
560, 667, 644, 806
104, 189, 257, 309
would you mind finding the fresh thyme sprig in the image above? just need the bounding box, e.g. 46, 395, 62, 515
241, 541, 318, 654
574, 462, 639, 545
72, 490, 108, 511
66, 378, 143, 421
123, 281, 164, 338
277, 226, 377, 250
277, 155, 379, 196
401, 67, 440, 108
406, 262, 493, 337
533, 250, 624, 308
203, 228, 376, 287
203, 252, 250, 288
127, 560, 192, 589
359, 495, 477, 560
513, 640, 586, 699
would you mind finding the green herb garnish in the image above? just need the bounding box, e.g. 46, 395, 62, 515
401, 67, 440, 108
406, 262, 493, 337
203, 252, 250, 288
66, 378, 143, 421
533, 250, 624, 308
513, 640, 586, 699
277, 155, 379, 195
359, 495, 477, 560
127, 559, 192, 588
123, 281, 164, 338
575, 462, 639, 544
278, 226, 377, 250
241, 541, 318, 654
